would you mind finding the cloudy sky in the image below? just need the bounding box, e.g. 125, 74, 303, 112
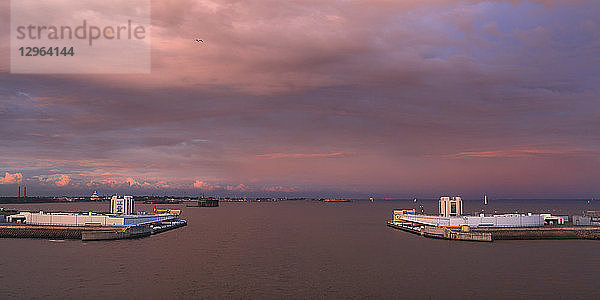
0, 0, 599, 198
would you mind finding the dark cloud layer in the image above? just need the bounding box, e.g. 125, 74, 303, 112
0, 1, 599, 198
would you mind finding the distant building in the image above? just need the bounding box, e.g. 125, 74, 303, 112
111, 195, 134, 215
573, 215, 592, 226
439, 196, 463, 217
586, 211, 600, 218
91, 191, 100, 201
198, 197, 219, 207
540, 214, 565, 225
572, 214, 600, 226
0, 208, 17, 223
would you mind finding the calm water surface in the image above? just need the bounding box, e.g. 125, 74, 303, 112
1, 199, 599, 299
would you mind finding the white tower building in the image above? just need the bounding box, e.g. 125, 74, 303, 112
439, 196, 463, 217
111, 195, 134, 215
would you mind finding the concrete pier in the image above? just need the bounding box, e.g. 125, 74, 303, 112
387, 221, 492, 242
0, 224, 132, 240
388, 221, 600, 242
151, 220, 187, 234
473, 226, 600, 240
82, 225, 152, 241
0, 221, 186, 241
389, 197, 600, 242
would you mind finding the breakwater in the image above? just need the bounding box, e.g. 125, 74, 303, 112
151, 220, 187, 234
82, 225, 152, 241
473, 226, 600, 240
0, 224, 130, 240
0, 220, 187, 241
388, 221, 600, 241
387, 221, 492, 242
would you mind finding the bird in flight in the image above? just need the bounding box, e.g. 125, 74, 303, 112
195, 39, 204, 43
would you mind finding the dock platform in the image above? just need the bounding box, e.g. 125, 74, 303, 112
0, 224, 139, 240
472, 226, 600, 240
388, 221, 600, 242
387, 221, 492, 242
0, 219, 187, 241
151, 220, 187, 234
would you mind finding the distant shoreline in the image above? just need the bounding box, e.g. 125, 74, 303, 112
0, 197, 595, 205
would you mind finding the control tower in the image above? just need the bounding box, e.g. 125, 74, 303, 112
111, 195, 134, 215
439, 196, 462, 217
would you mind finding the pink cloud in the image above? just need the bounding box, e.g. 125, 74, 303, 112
226, 184, 248, 191
0, 172, 23, 185
85, 176, 156, 189
262, 185, 298, 193
125, 177, 141, 186
256, 152, 351, 159
192, 180, 207, 188
192, 180, 221, 191
1, 0, 598, 198
35, 174, 76, 187
54, 174, 71, 187
442, 145, 600, 159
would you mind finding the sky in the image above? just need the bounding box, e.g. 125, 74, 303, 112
0, 0, 599, 198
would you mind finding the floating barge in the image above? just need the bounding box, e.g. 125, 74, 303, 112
388, 196, 600, 242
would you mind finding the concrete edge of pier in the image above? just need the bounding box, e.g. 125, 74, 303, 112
387, 221, 492, 242
387, 221, 600, 242
0, 219, 187, 241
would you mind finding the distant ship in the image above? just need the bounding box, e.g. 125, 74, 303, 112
187, 197, 219, 207
143, 198, 182, 204
321, 199, 351, 202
